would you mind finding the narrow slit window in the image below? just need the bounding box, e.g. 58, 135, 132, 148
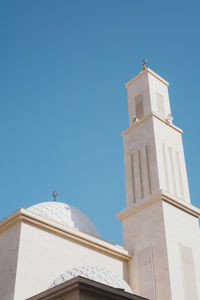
156, 93, 165, 117
135, 94, 144, 119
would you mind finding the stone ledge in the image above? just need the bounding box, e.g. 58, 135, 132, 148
117, 190, 200, 221
125, 68, 169, 88
121, 112, 182, 137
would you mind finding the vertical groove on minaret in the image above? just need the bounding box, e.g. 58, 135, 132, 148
130, 154, 136, 203
162, 143, 169, 191
145, 145, 152, 195
138, 150, 144, 199
176, 151, 184, 200
169, 147, 177, 195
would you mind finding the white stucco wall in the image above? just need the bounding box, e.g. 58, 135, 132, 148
13, 221, 128, 300
153, 117, 190, 203
0, 223, 21, 300
163, 202, 200, 300
122, 201, 172, 300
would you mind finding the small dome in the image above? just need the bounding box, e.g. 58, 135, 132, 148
50, 266, 132, 293
27, 202, 99, 237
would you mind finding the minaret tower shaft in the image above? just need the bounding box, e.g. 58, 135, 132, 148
117, 68, 200, 300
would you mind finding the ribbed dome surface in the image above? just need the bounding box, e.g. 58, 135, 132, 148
27, 202, 99, 237
49, 265, 132, 293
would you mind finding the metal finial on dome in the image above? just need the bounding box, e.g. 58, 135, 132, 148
52, 191, 57, 202
141, 58, 147, 70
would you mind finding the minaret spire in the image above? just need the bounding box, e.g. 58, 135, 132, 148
117, 68, 200, 300
122, 67, 190, 204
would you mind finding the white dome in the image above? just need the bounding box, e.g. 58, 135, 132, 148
27, 202, 99, 237
49, 265, 132, 293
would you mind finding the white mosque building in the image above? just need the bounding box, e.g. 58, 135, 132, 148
0, 67, 200, 300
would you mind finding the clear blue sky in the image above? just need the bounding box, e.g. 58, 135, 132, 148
0, 0, 199, 245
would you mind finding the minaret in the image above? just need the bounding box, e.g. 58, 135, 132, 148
117, 67, 200, 300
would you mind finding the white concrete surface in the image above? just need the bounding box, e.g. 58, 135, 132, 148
0, 223, 21, 300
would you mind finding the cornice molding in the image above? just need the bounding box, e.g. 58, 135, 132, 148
121, 112, 182, 136
0, 209, 131, 261
117, 190, 200, 221
125, 68, 169, 88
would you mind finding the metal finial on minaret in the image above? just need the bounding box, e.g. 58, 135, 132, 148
141, 58, 147, 70
52, 191, 57, 202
